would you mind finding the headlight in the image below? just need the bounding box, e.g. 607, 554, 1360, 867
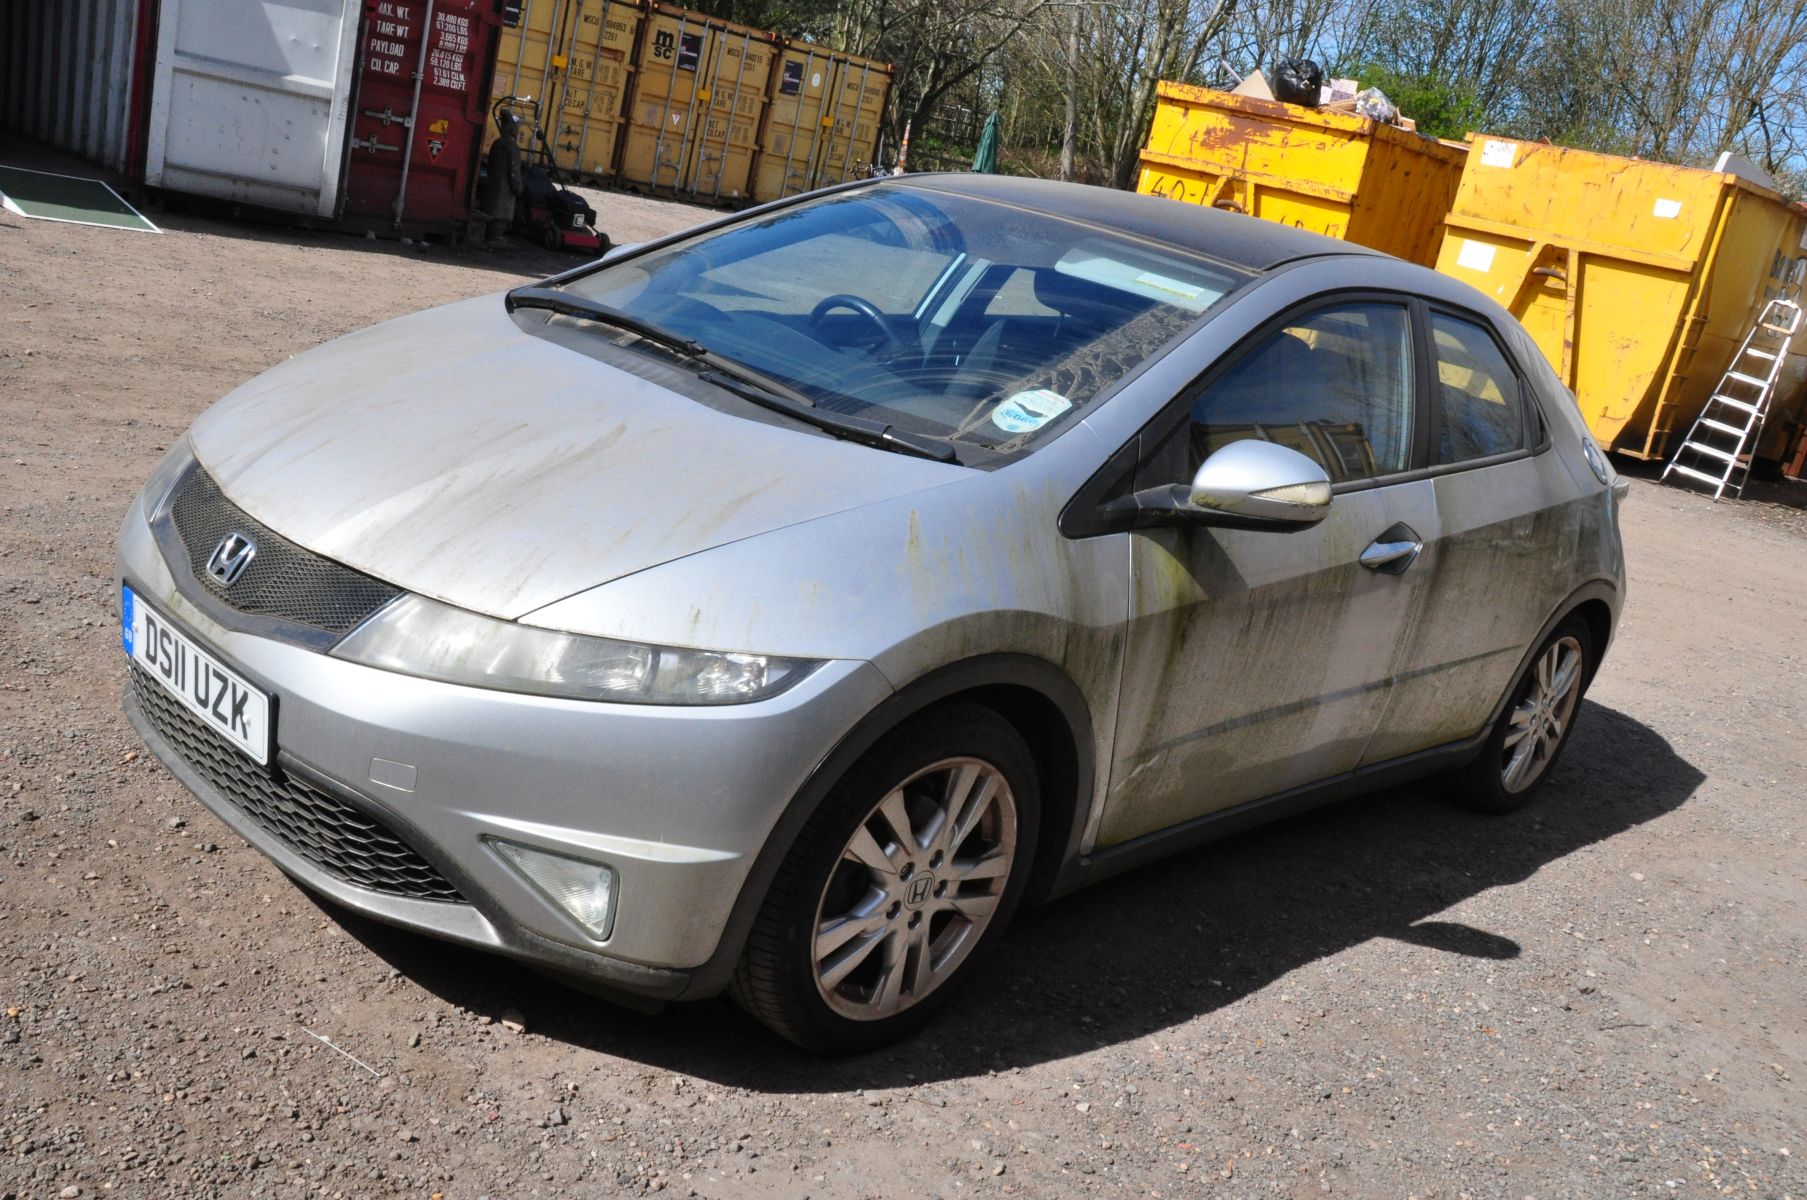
331, 594, 818, 705
141, 436, 197, 520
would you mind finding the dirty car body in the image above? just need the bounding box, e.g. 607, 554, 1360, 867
118, 175, 1627, 1048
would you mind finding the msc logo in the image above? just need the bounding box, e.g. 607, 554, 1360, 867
206, 532, 257, 587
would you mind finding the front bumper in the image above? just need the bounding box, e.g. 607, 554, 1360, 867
117, 494, 892, 999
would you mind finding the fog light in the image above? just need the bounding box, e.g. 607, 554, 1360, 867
490, 840, 617, 939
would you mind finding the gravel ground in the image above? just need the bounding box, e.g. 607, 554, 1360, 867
2, 137, 1804, 1200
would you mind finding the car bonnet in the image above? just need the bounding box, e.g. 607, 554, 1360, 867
186, 295, 960, 621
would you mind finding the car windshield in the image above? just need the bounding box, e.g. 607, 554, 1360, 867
558, 184, 1246, 460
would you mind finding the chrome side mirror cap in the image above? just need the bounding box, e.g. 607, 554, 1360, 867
1186, 440, 1333, 529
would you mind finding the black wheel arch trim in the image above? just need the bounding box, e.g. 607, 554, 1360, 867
680, 652, 1098, 1000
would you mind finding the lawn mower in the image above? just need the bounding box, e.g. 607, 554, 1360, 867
491, 97, 607, 255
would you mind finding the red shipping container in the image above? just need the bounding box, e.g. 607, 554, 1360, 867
342, 0, 504, 236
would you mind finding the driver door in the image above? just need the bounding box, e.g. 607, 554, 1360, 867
1099, 299, 1438, 847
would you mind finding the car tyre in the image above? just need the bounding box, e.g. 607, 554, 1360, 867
1449, 615, 1595, 814
730, 702, 1039, 1053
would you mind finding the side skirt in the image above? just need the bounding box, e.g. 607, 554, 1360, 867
1065, 730, 1489, 891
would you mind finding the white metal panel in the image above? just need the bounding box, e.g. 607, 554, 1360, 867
144, 0, 361, 217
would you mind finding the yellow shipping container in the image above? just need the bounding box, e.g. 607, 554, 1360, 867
809, 51, 891, 191
753, 43, 836, 203
1136, 81, 1466, 266
617, 4, 777, 201
751, 42, 886, 204
1437, 137, 1807, 460
488, 0, 643, 179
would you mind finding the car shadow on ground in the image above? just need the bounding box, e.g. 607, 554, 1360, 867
325, 699, 1702, 1089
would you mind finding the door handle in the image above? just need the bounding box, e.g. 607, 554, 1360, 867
1360, 523, 1422, 574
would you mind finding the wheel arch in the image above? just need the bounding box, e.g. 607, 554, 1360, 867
1482, 578, 1621, 735
678, 653, 1097, 999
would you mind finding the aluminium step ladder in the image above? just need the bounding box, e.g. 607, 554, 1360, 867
1662, 298, 1803, 500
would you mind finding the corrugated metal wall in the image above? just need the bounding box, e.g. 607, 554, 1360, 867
1, 0, 144, 173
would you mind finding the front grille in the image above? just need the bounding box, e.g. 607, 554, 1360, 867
131, 665, 465, 903
167, 463, 401, 636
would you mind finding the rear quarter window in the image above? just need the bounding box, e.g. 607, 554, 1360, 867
1431, 313, 1525, 463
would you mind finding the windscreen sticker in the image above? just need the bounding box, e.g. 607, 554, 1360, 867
1479, 139, 1516, 168
1653, 197, 1682, 219
1455, 238, 1496, 272
992, 389, 1072, 434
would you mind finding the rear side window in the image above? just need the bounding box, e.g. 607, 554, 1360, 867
1188, 303, 1414, 482
1431, 313, 1524, 462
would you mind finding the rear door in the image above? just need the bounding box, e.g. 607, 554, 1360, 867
145, 0, 361, 217
1098, 296, 1440, 848
1361, 306, 1577, 762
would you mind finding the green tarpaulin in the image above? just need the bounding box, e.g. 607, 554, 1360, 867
971, 112, 1000, 175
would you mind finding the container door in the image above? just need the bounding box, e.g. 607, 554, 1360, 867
552, 0, 640, 178
144, 0, 362, 217
753, 45, 833, 203
620, 7, 709, 189
812, 58, 886, 187
685, 29, 773, 202
343, 0, 502, 233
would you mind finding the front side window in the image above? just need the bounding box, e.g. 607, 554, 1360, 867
559, 186, 1245, 460
1188, 303, 1415, 483
1431, 313, 1523, 463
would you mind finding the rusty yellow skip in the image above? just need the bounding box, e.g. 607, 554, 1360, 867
1438, 137, 1807, 460
1138, 83, 1807, 462
1136, 81, 1466, 267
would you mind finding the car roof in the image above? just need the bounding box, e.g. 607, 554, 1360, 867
887, 173, 1387, 272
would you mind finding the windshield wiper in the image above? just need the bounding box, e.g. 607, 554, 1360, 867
506, 286, 704, 358
695, 370, 958, 464
506, 285, 958, 464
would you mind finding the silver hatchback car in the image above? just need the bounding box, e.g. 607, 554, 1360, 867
120, 176, 1627, 1051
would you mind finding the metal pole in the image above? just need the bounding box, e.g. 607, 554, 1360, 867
710, 30, 752, 201
670, 17, 707, 191
803, 49, 836, 191
572, 0, 609, 174
817, 54, 850, 190
650, 11, 687, 189
838, 60, 870, 181
507, 0, 533, 100
775, 48, 810, 199
538, 0, 566, 99
551, 0, 584, 157
391, 0, 437, 229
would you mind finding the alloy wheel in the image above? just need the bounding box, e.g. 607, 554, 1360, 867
1501, 635, 1584, 793
811, 756, 1017, 1021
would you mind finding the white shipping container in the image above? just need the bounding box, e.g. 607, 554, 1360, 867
144, 0, 362, 217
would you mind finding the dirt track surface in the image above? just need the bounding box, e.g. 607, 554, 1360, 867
3, 146, 1806, 1200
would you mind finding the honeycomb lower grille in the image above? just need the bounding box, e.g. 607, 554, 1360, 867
167, 462, 401, 636
131, 666, 465, 903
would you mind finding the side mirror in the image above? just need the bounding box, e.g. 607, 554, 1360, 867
1186, 439, 1332, 528
1115, 439, 1332, 531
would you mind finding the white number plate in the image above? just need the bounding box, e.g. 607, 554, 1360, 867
123, 585, 272, 765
